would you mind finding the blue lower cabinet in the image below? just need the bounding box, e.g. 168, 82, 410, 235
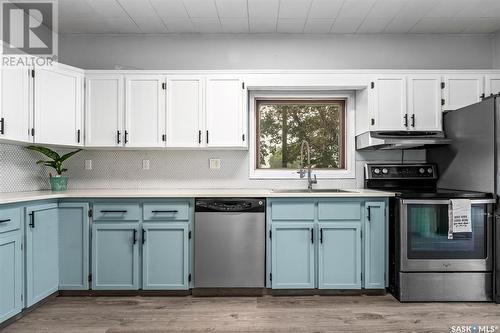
271, 223, 315, 289
0, 232, 23, 323
92, 223, 140, 290
25, 204, 59, 307
318, 222, 362, 289
364, 202, 386, 289
142, 223, 189, 290
58, 203, 90, 290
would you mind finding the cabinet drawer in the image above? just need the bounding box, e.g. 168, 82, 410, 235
318, 202, 361, 220
0, 207, 22, 234
143, 203, 190, 221
93, 204, 141, 221
271, 201, 315, 221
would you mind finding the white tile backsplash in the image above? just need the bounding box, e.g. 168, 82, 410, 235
0, 143, 426, 193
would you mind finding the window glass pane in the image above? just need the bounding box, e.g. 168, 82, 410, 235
257, 100, 345, 170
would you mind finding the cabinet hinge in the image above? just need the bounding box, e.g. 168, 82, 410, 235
188, 231, 192, 239
21, 243, 23, 251
162, 82, 166, 90
361, 272, 363, 282
360, 230, 362, 239
88, 209, 93, 218
269, 273, 272, 282
269, 230, 272, 239
242, 82, 245, 89
441, 99, 445, 106
370, 82, 374, 89
30, 128, 35, 137
31, 69, 35, 78
21, 294, 23, 302
88, 274, 92, 283
371, 118, 375, 126
188, 273, 192, 282
441, 82, 445, 89
242, 134, 245, 142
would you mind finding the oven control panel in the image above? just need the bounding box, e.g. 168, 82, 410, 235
365, 164, 437, 179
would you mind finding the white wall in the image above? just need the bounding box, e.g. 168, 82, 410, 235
59, 34, 495, 70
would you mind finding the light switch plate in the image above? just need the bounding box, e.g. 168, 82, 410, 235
142, 160, 150, 170
84, 160, 92, 170
209, 158, 221, 169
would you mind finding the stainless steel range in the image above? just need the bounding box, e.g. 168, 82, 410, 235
365, 163, 495, 302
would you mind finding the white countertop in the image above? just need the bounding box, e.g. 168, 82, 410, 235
0, 188, 395, 205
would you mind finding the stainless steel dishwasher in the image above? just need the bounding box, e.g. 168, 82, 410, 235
194, 198, 266, 288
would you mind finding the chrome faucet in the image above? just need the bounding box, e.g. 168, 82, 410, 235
298, 140, 317, 191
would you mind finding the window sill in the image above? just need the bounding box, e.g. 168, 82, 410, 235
249, 169, 355, 180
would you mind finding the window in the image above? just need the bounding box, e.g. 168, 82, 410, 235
257, 100, 346, 169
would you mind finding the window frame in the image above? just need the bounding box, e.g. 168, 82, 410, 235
249, 91, 356, 179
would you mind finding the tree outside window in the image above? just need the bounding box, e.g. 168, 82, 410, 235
256, 100, 346, 170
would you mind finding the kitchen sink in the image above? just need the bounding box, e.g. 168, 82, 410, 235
272, 189, 355, 193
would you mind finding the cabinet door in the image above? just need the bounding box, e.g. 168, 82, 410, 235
33, 66, 83, 146
85, 75, 124, 147
0, 66, 31, 142
142, 223, 189, 290
364, 202, 386, 289
26, 205, 59, 306
318, 222, 361, 289
0, 233, 23, 324
443, 75, 484, 111
371, 77, 407, 131
125, 75, 165, 148
92, 223, 139, 290
58, 203, 89, 290
166, 76, 204, 148
407, 75, 442, 131
485, 74, 500, 96
271, 223, 315, 289
205, 76, 245, 147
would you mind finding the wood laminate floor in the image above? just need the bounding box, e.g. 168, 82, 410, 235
3, 295, 500, 333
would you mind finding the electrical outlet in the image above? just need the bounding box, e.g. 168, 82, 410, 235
84, 160, 92, 170
209, 158, 221, 169
142, 160, 150, 170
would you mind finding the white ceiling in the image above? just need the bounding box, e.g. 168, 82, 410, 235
58, 0, 500, 34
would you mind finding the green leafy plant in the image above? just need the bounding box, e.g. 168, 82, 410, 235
26, 146, 82, 176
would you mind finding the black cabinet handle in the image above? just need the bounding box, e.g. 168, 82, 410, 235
198, 130, 202, 144
367, 206, 371, 222
0, 117, 4, 135
133, 229, 137, 245
142, 229, 146, 244
117, 130, 121, 144
151, 210, 178, 213
320, 228, 323, 243
206, 130, 209, 144
100, 210, 127, 213
311, 228, 314, 244
124, 131, 129, 144
77, 129, 81, 143
403, 114, 408, 127
162, 134, 166, 142
411, 114, 415, 127
29, 212, 35, 228
0, 219, 11, 224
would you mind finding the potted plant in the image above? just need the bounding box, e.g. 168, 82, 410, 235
26, 146, 82, 192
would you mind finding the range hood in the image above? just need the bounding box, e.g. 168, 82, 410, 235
356, 131, 452, 150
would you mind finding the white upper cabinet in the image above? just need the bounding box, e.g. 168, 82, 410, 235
370, 76, 407, 131
0, 66, 31, 142
485, 74, 500, 96
33, 66, 84, 146
125, 75, 166, 148
166, 76, 204, 148
442, 75, 484, 111
205, 76, 246, 148
85, 75, 124, 147
407, 75, 442, 132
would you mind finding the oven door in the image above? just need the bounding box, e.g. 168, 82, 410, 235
400, 199, 493, 272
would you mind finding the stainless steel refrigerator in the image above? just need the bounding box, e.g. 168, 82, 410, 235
428, 94, 500, 303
